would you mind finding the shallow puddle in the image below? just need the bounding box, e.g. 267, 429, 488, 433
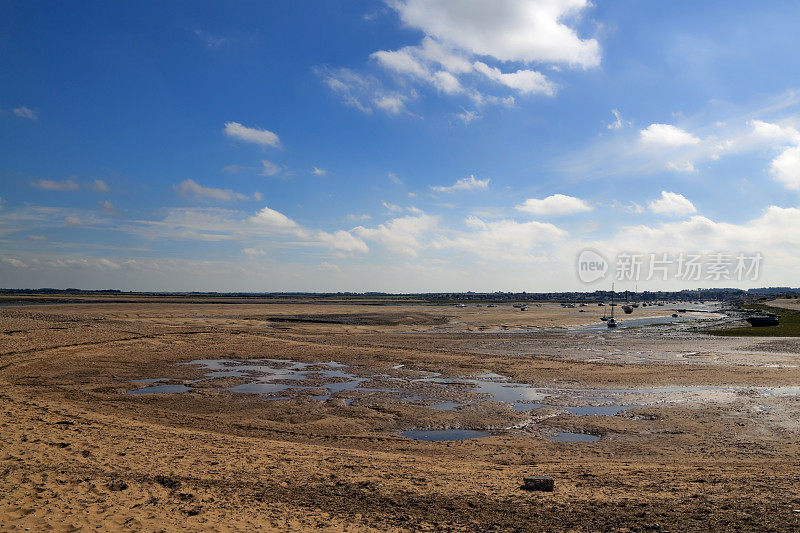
126, 358, 798, 417
127, 384, 191, 395
401, 429, 490, 441
549, 431, 600, 443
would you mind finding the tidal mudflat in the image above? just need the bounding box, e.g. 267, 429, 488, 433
3, 297, 800, 530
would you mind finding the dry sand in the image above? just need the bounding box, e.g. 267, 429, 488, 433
2, 299, 800, 531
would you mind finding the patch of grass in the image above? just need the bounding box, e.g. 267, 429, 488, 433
707, 304, 800, 337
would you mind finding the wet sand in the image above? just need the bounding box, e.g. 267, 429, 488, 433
2, 299, 800, 531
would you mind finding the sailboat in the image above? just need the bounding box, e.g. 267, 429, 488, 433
607, 283, 618, 328
622, 290, 634, 314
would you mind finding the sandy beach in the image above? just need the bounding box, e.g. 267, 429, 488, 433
2, 298, 800, 531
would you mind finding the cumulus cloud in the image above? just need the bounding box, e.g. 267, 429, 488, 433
394, 0, 600, 66
516, 194, 592, 216
176, 179, 248, 201
640, 124, 701, 147
648, 191, 698, 217
315, 230, 369, 253
223, 122, 282, 148
354, 213, 439, 256
13, 106, 37, 120
328, 0, 599, 115
770, 145, 800, 190
250, 206, 300, 229
431, 175, 489, 193
748, 120, 800, 144
434, 216, 567, 261
31, 179, 79, 191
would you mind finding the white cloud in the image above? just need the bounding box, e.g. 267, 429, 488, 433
223, 122, 282, 148
250, 206, 299, 229
319, 67, 409, 115
260, 160, 281, 177
330, 0, 598, 116
748, 120, 800, 144
607, 109, 627, 130
373, 95, 406, 114
382, 201, 403, 212
311, 166, 327, 176
648, 191, 698, 217
665, 160, 696, 172
176, 179, 248, 201
242, 248, 267, 256
354, 213, 439, 256
97, 258, 121, 270
640, 124, 700, 147
31, 179, 79, 191
770, 145, 800, 190
457, 109, 480, 124
346, 213, 372, 221
14, 106, 37, 120
431, 175, 489, 193
318, 261, 341, 271
559, 93, 800, 180
432, 71, 463, 94
393, 0, 600, 67
434, 217, 567, 261
1, 257, 27, 268
315, 230, 369, 253
473, 61, 556, 96
516, 194, 592, 216
388, 173, 403, 185
91, 179, 111, 192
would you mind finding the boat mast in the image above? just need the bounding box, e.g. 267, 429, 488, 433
611, 282, 615, 318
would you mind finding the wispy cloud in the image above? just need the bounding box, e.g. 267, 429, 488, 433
90, 179, 111, 192
31, 179, 79, 191
175, 179, 248, 201
260, 160, 282, 177
14, 106, 37, 120
223, 122, 282, 148
431, 175, 489, 193
194, 29, 229, 49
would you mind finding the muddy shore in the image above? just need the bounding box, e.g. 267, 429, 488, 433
2, 299, 800, 531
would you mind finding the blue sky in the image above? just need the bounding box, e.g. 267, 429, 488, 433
2, 0, 800, 291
